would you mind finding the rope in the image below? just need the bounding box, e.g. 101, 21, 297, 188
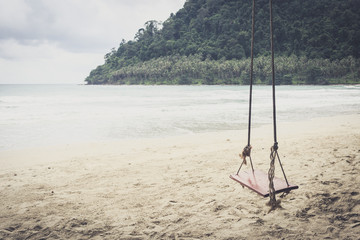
268, 0, 277, 209
240, 145, 252, 165
247, 0, 255, 147
237, 144, 253, 174
236, 0, 290, 211
269, 2, 290, 194
270, 0, 277, 144
237, 0, 255, 175
268, 142, 280, 211
235, 1, 291, 211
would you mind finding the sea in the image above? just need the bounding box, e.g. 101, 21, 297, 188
1, 84, 359, 151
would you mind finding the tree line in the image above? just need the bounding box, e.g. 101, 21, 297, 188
85, 0, 360, 85
86, 55, 359, 85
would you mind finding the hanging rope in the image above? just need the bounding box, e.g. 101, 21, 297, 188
247, 0, 255, 147
268, 0, 280, 210
268, 143, 280, 211
237, 145, 252, 175
270, 0, 277, 145
240, 145, 252, 165
233, 0, 294, 211
238, 0, 256, 174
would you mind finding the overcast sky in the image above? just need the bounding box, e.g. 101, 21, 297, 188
0, 0, 185, 84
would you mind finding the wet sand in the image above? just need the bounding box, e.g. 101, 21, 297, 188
0, 114, 359, 239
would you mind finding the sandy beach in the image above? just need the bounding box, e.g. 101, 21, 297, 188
0, 114, 359, 239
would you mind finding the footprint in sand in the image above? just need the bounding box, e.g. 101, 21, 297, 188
33, 225, 43, 231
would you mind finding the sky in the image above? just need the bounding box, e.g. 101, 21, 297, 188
0, 0, 185, 84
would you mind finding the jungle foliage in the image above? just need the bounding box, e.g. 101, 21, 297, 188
85, 0, 360, 85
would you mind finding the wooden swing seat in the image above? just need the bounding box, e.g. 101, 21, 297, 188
230, 169, 298, 197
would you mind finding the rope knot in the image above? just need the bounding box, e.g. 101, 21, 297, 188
240, 145, 252, 165
272, 142, 278, 151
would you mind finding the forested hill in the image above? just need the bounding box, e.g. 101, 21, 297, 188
85, 0, 360, 85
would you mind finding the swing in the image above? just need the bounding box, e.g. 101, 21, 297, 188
230, 0, 298, 202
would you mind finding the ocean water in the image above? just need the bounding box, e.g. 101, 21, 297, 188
0, 84, 359, 150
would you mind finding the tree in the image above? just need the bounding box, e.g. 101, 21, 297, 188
85, 0, 360, 85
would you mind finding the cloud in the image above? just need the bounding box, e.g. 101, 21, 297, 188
0, 39, 55, 60
0, 0, 184, 83
0, 39, 102, 84
0, 0, 184, 53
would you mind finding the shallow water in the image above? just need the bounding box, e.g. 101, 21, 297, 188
1, 84, 359, 150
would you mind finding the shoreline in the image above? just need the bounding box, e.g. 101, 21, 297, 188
0, 114, 359, 239
1, 114, 358, 169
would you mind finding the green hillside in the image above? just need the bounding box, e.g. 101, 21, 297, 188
85, 0, 360, 85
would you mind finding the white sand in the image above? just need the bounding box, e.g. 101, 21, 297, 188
0, 114, 359, 239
